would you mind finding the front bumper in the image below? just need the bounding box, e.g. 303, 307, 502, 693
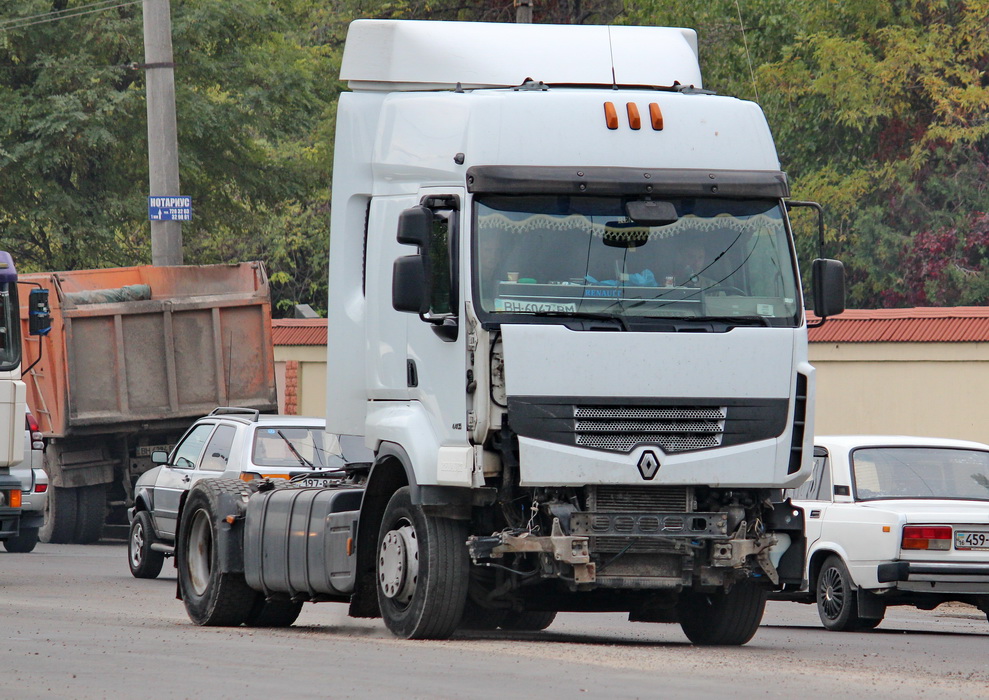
0, 506, 20, 539
877, 561, 989, 594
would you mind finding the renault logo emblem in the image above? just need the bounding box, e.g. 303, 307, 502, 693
637, 450, 660, 480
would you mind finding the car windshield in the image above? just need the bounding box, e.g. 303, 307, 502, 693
472, 195, 800, 326
252, 427, 328, 468
851, 447, 989, 501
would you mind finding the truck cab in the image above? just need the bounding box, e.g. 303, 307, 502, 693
319, 20, 845, 643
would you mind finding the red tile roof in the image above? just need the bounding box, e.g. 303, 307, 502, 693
273, 309, 989, 345
272, 318, 327, 346
809, 307, 989, 343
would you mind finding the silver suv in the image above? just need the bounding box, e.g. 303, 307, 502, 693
3, 408, 47, 553
127, 407, 371, 578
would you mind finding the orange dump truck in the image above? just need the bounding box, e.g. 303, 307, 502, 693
17, 263, 277, 543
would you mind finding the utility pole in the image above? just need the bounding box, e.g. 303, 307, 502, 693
142, 0, 183, 266
515, 0, 533, 23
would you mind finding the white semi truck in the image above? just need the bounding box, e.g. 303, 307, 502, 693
176, 20, 845, 644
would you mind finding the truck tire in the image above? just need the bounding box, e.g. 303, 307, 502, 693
375, 486, 469, 639
245, 599, 304, 627
816, 555, 881, 631
40, 486, 78, 544
128, 511, 165, 579
678, 579, 767, 646
499, 610, 557, 631
177, 480, 258, 626
74, 483, 106, 544
3, 527, 40, 553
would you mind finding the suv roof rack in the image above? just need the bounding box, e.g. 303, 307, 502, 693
209, 407, 260, 421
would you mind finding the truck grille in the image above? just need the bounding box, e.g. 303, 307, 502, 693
589, 485, 691, 512
574, 405, 725, 453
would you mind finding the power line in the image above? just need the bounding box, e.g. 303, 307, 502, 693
0, 0, 142, 32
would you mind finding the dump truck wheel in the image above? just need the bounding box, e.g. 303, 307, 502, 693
3, 527, 39, 553
678, 579, 767, 646
75, 483, 106, 544
177, 481, 257, 626
128, 510, 165, 579
245, 599, 304, 628
375, 486, 469, 639
40, 486, 78, 544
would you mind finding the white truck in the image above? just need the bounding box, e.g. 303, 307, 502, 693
175, 20, 845, 644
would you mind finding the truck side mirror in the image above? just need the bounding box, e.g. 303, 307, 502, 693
397, 206, 433, 249
392, 255, 430, 314
812, 258, 845, 319
28, 288, 51, 336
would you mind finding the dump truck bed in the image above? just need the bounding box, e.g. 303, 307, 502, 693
18, 263, 276, 438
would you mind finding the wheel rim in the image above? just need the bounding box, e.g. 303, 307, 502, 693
186, 510, 213, 596
819, 566, 846, 620
378, 520, 419, 606
130, 521, 145, 568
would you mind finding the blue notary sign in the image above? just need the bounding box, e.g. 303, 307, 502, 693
148, 196, 192, 221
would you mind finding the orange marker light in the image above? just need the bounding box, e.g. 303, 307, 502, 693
603, 102, 619, 130
649, 103, 664, 130
882, 526, 891, 533
626, 103, 641, 130
10, 489, 21, 508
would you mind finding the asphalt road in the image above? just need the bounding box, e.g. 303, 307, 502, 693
3, 542, 988, 700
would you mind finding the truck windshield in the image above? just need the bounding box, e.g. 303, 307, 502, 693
472, 195, 801, 327
0, 283, 20, 371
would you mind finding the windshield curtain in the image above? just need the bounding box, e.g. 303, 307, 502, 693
253, 427, 328, 468
472, 195, 800, 326
0, 283, 20, 371
851, 447, 989, 501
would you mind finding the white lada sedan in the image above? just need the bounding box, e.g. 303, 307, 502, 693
772, 435, 989, 631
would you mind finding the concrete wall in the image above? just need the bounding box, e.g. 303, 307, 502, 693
273, 346, 327, 418
810, 342, 989, 442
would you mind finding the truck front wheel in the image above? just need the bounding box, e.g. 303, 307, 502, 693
678, 579, 767, 646
40, 486, 78, 544
375, 486, 469, 639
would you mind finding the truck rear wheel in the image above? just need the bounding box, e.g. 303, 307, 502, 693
177, 480, 258, 626
74, 483, 106, 544
375, 486, 469, 639
40, 486, 78, 544
678, 579, 767, 646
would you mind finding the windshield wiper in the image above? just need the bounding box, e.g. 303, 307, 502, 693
276, 430, 314, 467
687, 315, 773, 327
530, 310, 629, 331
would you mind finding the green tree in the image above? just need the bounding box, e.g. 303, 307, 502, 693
0, 0, 337, 314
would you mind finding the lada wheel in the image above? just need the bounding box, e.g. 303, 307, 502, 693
499, 610, 557, 631
177, 480, 258, 626
375, 486, 469, 639
128, 510, 165, 579
678, 579, 767, 646
246, 599, 304, 627
816, 555, 880, 631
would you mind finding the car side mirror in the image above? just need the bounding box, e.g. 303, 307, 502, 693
151, 450, 169, 465
812, 258, 845, 319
